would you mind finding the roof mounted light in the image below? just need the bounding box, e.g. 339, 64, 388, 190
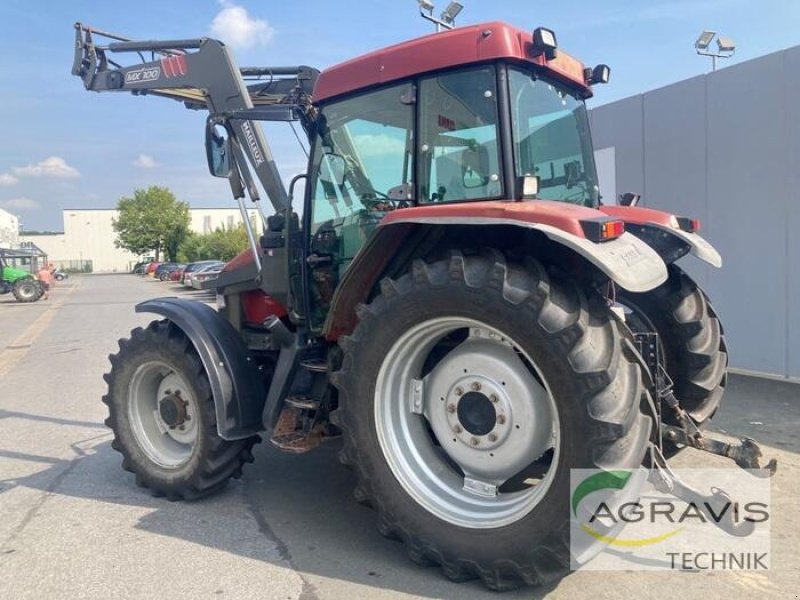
586, 64, 611, 85
532, 27, 557, 60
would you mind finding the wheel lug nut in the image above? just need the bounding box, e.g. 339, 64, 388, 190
490, 394, 498, 403
471, 382, 481, 391
488, 433, 497, 442
497, 415, 506, 425
455, 387, 464, 397
470, 437, 479, 446
454, 424, 462, 433
447, 403, 456, 413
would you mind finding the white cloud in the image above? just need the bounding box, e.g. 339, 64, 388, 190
0, 197, 39, 211
133, 154, 159, 169
0, 173, 18, 186
13, 156, 80, 179
210, 3, 274, 49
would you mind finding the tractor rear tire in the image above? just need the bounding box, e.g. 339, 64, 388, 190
12, 278, 42, 303
103, 320, 258, 500
332, 250, 652, 590
617, 265, 727, 435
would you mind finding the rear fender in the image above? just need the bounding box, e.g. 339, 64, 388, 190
136, 298, 266, 440
600, 205, 722, 268
323, 211, 668, 340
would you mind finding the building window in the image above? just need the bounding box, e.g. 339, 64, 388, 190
227, 215, 235, 230
203, 215, 212, 234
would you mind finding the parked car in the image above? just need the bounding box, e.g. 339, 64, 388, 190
191, 263, 225, 289
155, 262, 185, 282
145, 262, 161, 277
182, 260, 220, 287
169, 267, 185, 282
53, 269, 69, 281
131, 258, 153, 275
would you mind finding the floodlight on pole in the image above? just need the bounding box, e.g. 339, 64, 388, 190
417, 0, 465, 32
695, 30, 735, 71
695, 31, 715, 51
440, 1, 464, 25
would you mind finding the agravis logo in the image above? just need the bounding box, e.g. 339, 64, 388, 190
570, 468, 771, 571
571, 470, 681, 547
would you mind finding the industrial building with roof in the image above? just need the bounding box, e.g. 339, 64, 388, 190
19, 207, 259, 273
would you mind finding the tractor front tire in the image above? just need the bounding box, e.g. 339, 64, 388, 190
332, 250, 652, 590
12, 278, 42, 303
103, 320, 258, 500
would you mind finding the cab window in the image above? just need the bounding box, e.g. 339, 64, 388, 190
418, 66, 502, 203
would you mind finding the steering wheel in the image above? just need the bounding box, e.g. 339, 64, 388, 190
361, 190, 403, 210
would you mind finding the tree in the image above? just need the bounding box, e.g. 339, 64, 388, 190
178, 224, 249, 263
113, 186, 190, 262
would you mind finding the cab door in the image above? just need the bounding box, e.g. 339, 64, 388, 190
303, 82, 415, 331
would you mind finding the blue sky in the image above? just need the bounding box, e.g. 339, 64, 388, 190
1, 0, 798, 230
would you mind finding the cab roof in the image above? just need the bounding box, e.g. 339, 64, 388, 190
313, 22, 591, 103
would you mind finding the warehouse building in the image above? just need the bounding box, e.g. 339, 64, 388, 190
589, 43, 800, 380
21, 207, 260, 273
0, 207, 20, 248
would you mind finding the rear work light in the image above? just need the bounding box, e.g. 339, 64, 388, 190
532, 27, 558, 60
581, 218, 625, 242
676, 216, 701, 233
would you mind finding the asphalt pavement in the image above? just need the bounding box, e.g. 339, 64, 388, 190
0, 275, 798, 599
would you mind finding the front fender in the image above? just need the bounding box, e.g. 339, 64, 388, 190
136, 298, 266, 441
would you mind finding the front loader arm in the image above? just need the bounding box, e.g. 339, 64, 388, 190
72, 23, 303, 212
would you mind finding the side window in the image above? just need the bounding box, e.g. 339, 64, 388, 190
310, 83, 414, 238
418, 66, 502, 203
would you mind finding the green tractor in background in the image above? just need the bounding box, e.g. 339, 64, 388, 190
0, 253, 44, 303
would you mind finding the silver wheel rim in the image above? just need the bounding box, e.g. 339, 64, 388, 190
128, 361, 199, 468
17, 282, 36, 299
375, 317, 560, 529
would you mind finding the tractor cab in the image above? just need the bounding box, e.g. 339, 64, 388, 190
299, 23, 608, 325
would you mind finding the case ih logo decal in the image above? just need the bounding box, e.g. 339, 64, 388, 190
160, 55, 188, 78
125, 66, 161, 84
241, 121, 265, 166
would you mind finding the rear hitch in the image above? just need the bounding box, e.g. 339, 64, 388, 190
648, 447, 759, 538
636, 332, 778, 477
662, 424, 778, 477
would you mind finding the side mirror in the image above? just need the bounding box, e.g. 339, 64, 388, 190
319, 152, 346, 186
462, 144, 490, 189
619, 192, 641, 207
205, 121, 232, 178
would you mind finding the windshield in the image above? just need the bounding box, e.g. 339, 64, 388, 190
509, 68, 599, 207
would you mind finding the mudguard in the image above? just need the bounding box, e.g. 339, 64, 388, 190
136, 297, 266, 441
324, 201, 669, 340
647, 224, 722, 267
379, 214, 668, 292
600, 205, 722, 268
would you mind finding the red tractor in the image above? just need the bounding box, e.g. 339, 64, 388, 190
74, 20, 772, 589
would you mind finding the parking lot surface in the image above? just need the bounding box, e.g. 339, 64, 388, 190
0, 275, 798, 599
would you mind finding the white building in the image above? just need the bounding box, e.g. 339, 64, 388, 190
0, 208, 20, 248
21, 207, 261, 273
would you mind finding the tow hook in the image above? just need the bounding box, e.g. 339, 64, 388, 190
662, 424, 778, 477
648, 446, 759, 537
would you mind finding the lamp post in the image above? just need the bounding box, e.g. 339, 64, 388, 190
418, 1, 464, 32
695, 30, 736, 71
